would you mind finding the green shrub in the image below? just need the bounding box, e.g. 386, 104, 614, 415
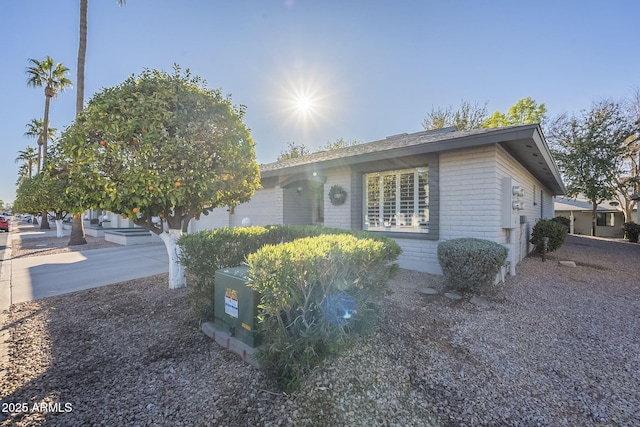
178, 226, 270, 319
551, 216, 571, 232
529, 219, 568, 253
622, 222, 640, 243
264, 224, 399, 247
247, 234, 401, 392
437, 238, 508, 291
178, 224, 402, 321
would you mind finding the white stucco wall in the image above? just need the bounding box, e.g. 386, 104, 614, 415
189, 187, 284, 232
231, 187, 284, 227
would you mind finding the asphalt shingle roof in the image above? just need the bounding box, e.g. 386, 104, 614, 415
260, 126, 501, 172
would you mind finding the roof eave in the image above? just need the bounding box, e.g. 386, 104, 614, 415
260, 125, 566, 195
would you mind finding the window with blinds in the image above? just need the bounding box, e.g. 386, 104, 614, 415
364, 168, 428, 233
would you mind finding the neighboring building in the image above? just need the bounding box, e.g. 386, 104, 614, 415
190, 124, 565, 276
554, 197, 637, 238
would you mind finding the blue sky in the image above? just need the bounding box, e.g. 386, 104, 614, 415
1, 0, 639, 205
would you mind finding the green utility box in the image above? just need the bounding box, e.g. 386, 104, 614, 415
213, 266, 262, 348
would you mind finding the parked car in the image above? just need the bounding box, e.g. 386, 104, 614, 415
0, 216, 9, 232
23, 214, 33, 223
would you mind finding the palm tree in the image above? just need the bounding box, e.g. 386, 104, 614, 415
24, 118, 57, 173
16, 164, 30, 185
69, 0, 125, 245
26, 57, 72, 167
26, 56, 72, 230
15, 146, 38, 180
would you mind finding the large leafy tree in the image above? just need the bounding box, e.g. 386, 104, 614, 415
551, 100, 636, 236
483, 97, 547, 128
59, 66, 261, 288
423, 97, 546, 131
14, 140, 82, 237
13, 169, 73, 238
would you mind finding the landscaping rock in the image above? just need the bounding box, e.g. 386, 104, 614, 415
559, 260, 577, 267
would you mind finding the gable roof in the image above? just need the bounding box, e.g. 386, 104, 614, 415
554, 197, 623, 213
261, 124, 565, 195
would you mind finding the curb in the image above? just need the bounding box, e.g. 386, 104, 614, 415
0, 224, 13, 311
0, 223, 13, 387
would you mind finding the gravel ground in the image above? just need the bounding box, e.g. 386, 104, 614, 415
1, 235, 639, 426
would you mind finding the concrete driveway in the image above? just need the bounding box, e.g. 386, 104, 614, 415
0, 225, 169, 309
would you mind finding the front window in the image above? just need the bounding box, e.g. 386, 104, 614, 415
596, 212, 614, 227
364, 168, 428, 233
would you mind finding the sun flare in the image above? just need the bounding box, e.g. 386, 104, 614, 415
295, 95, 313, 114
271, 62, 341, 136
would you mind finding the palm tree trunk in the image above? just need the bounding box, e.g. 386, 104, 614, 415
68, 0, 89, 246
42, 91, 52, 167
76, 0, 87, 115
37, 138, 43, 174
39, 93, 52, 230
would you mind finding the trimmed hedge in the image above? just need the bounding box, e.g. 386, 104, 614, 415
247, 233, 401, 392
178, 226, 270, 319
529, 219, 568, 253
178, 224, 402, 320
622, 222, 640, 243
551, 216, 571, 232
437, 238, 508, 291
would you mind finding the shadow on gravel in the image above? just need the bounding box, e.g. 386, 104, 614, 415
0, 274, 286, 426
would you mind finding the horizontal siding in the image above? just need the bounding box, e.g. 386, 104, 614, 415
323, 167, 352, 230
495, 144, 557, 267
439, 145, 502, 241
394, 238, 442, 273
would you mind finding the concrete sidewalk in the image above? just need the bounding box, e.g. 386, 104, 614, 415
0, 223, 169, 309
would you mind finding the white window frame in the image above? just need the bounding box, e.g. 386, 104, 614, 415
363, 167, 429, 233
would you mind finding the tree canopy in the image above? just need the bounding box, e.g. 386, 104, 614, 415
60, 66, 260, 231
277, 141, 310, 161
423, 97, 546, 131
58, 66, 261, 288
484, 97, 547, 128
422, 100, 488, 131
319, 137, 362, 151
551, 100, 637, 235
